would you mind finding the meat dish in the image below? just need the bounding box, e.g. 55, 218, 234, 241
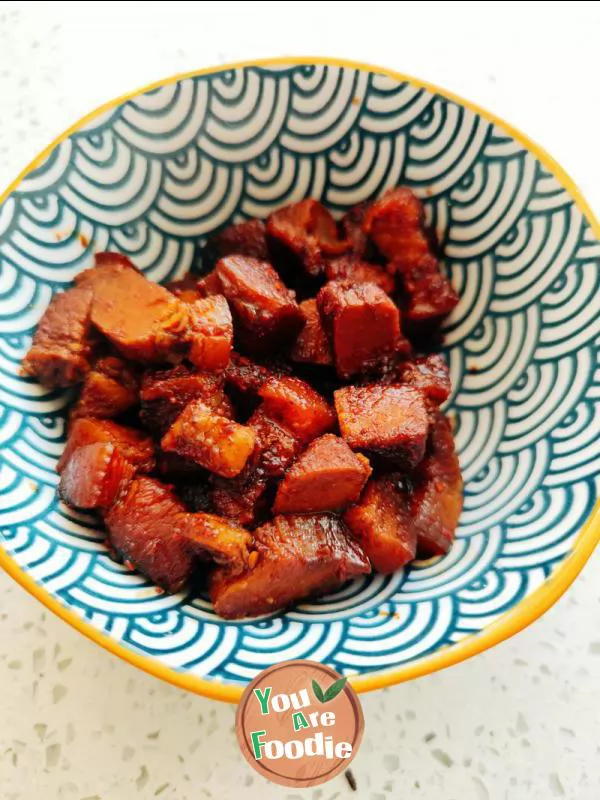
24, 188, 462, 619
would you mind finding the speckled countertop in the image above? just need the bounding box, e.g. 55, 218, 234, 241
1, 3, 599, 799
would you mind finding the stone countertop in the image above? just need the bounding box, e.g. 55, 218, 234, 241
0, 3, 599, 798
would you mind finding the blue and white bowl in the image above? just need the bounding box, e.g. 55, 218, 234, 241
1, 57, 599, 701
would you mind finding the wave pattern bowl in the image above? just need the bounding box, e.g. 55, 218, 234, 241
1, 58, 599, 701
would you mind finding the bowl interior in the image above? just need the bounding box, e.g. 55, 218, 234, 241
1, 59, 599, 699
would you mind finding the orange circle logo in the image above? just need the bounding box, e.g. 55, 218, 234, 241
236, 660, 364, 787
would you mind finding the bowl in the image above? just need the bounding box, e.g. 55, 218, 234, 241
1, 57, 599, 702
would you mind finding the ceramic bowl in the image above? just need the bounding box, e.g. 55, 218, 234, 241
1, 57, 599, 702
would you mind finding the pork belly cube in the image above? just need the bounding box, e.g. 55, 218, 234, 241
70, 356, 139, 420
204, 218, 269, 269
334, 384, 428, 469
224, 353, 292, 420
59, 442, 136, 510
340, 202, 370, 257
22, 284, 95, 388
196, 270, 223, 298
267, 199, 349, 279
318, 280, 406, 378
247, 410, 300, 478
210, 473, 270, 528
209, 513, 370, 619
362, 187, 431, 269
258, 375, 335, 443
361, 189, 457, 325
140, 365, 232, 434
187, 295, 233, 372
161, 399, 256, 478
344, 475, 416, 573
105, 477, 196, 593
208, 410, 297, 524
289, 299, 333, 366
411, 411, 463, 556
324, 256, 395, 295
166, 273, 204, 304
214, 256, 304, 355
402, 254, 459, 324
273, 434, 371, 514
223, 353, 291, 411
396, 354, 451, 405
80, 253, 190, 363
178, 512, 252, 573
58, 418, 155, 473
208, 411, 298, 526
224, 352, 272, 396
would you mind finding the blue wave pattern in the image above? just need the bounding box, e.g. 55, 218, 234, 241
1, 64, 599, 683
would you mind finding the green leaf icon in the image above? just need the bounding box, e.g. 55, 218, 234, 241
323, 677, 347, 702
312, 679, 325, 703
312, 676, 348, 703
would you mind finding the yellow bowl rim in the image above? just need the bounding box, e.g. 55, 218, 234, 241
1, 55, 599, 704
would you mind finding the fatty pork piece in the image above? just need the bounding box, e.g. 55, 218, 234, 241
335, 384, 429, 470
395, 354, 451, 406
289, 299, 333, 367
210, 513, 370, 619
318, 280, 409, 379
22, 283, 95, 388
344, 475, 416, 573
58, 418, 155, 473
223, 353, 292, 417
401, 253, 459, 325
246, 410, 301, 478
161, 399, 256, 478
203, 218, 269, 269
182, 511, 253, 571
363, 187, 431, 268
140, 365, 233, 434
258, 375, 335, 443
267, 199, 349, 279
70, 355, 140, 420
212, 255, 304, 355
210, 473, 270, 529
339, 202, 371, 258
105, 477, 252, 593
410, 411, 463, 556
76, 252, 190, 363
196, 270, 223, 298
187, 295, 233, 372
59, 442, 136, 510
324, 255, 395, 295
362, 189, 458, 323
273, 434, 372, 514
210, 410, 300, 526
224, 352, 273, 397
166, 272, 204, 304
